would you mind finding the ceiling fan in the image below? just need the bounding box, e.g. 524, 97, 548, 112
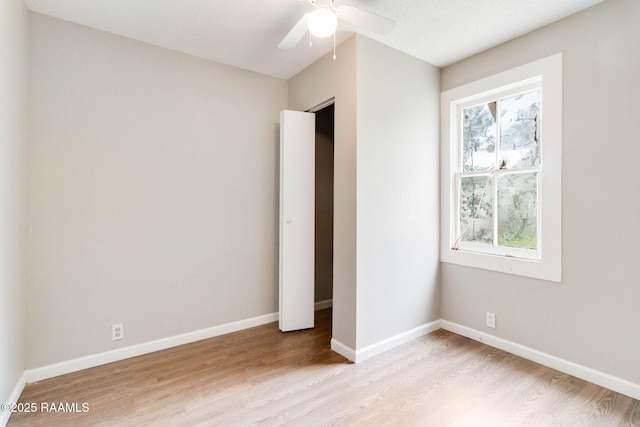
278, 0, 395, 50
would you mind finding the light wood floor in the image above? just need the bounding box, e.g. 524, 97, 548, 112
8, 309, 640, 426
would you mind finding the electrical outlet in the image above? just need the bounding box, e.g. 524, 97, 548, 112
486, 312, 496, 329
112, 323, 124, 341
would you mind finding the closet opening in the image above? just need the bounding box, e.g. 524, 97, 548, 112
313, 102, 334, 328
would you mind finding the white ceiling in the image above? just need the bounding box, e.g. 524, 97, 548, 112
24, 0, 606, 80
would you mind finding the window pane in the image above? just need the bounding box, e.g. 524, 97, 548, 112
497, 172, 537, 249
462, 103, 496, 172
499, 91, 540, 169
460, 176, 493, 244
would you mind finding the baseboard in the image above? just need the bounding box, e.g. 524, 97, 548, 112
25, 312, 278, 384
330, 338, 356, 362
441, 320, 640, 401
314, 299, 333, 311
354, 320, 442, 363
0, 372, 27, 427
331, 319, 442, 364
24, 304, 329, 385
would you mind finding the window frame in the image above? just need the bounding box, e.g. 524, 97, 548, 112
454, 82, 541, 260
440, 54, 562, 282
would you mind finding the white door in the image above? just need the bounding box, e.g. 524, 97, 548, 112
279, 110, 315, 332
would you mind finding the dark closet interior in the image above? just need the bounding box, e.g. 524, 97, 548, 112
314, 104, 334, 306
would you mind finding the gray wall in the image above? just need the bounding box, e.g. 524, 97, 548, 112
27, 14, 288, 368
441, 0, 640, 384
0, 0, 28, 407
355, 37, 441, 348
288, 37, 358, 349
289, 36, 441, 352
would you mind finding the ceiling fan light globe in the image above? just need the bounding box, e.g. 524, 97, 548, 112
307, 8, 337, 38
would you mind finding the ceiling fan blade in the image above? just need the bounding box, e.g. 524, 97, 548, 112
278, 14, 309, 49
337, 5, 395, 35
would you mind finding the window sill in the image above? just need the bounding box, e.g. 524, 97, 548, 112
441, 247, 561, 282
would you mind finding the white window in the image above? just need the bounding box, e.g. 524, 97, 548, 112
441, 54, 562, 282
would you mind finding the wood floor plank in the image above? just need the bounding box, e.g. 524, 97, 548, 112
8, 309, 640, 426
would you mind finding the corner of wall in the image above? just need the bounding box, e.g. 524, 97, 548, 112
0, 0, 29, 419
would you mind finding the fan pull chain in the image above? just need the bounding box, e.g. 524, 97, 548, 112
333, 32, 336, 60
309, 32, 313, 48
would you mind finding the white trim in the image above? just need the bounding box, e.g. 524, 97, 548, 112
25, 312, 278, 383
330, 320, 442, 364
0, 372, 27, 427
441, 320, 640, 400
354, 320, 442, 363
23, 304, 330, 385
13, 314, 639, 412
330, 338, 356, 362
314, 299, 333, 311
307, 97, 335, 113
